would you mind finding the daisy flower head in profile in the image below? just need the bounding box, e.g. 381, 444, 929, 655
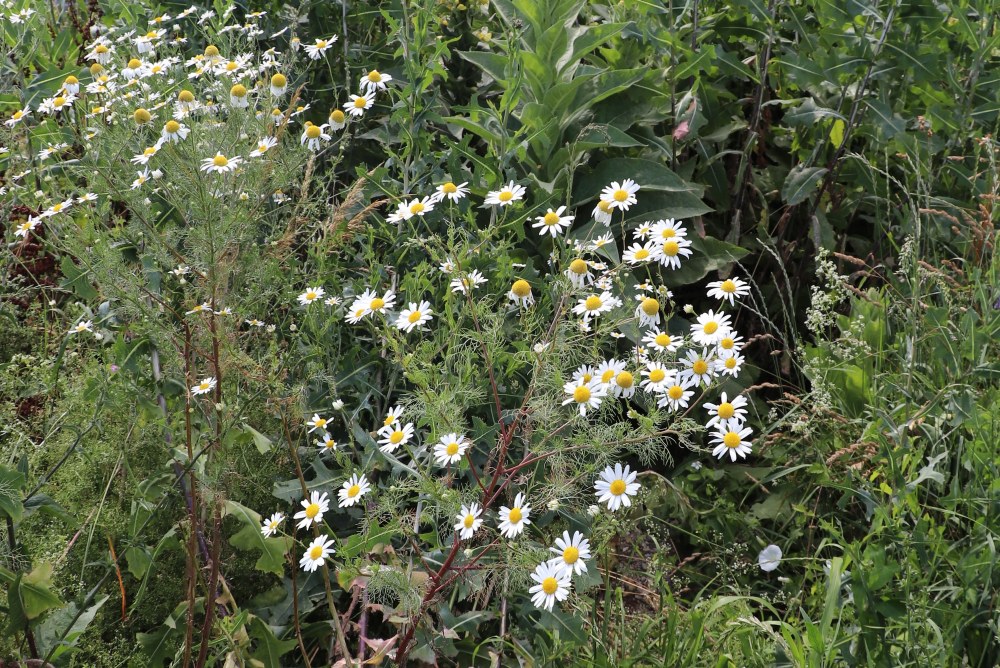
596, 358, 626, 386
691, 309, 732, 346
191, 376, 217, 396
14, 216, 40, 238
301, 122, 331, 151
160, 119, 189, 143
328, 108, 347, 131
657, 376, 695, 411
508, 279, 534, 307
298, 286, 326, 305
549, 530, 591, 576
562, 378, 607, 417
396, 301, 433, 332
450, 270, 488, 295
642, 328, 681, 353
200, 152, 242, 174
710, 424, 754, 461
532, 206, 574, 237
454, 503, 483, 540
338, 473, 371, 507
69, 320, 94, 335
299, 535, 335, 572
594, 463, 641, 511
635, 295, 662, 327
269, 72, 288, 96
229, 83, 249, 108
706, 276, 751, 305
293, 491, 330, 529
529, 561, 572, 611
592, 198, 613, 224
381, 405, 404, 428
431, 180, 469, 203
703, 392, 749, 430
304, 35, 338, 60
377, 421, 414, 453
609, 366, 636, 398
433, 432, 470, 466
260, 512, 284, 537
484, 181, 526, 207
498, 492, 531, 539
600, 178, 640, 211
657, 236, 694, 270
344, 91, 375, 117
565, 257, 594, 288
360, 69, 393, 94
315, 433, 338, 453
249, 136, 278, 157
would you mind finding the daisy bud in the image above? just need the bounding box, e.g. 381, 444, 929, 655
683, 303, 695, 314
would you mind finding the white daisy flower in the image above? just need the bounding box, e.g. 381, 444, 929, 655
548, 530, 591, 576
710, 424, 754, 461
635, 296, 662, 327
600, 178, 640, 211
609, 367, 636, 398
642, 329, 682, 353
650, 218, 688, 241
706, 276, 751, 305
592, 198, 613, 224
508, 279, 534, 306
160, 120, 189, 143
433, 433, 470, 466
714, 350, 745, 377
338, 473, 371, 507
360, 69, 393, 93
497, 492, 531, 539
657, 378, 695, 411
703, 392, 749, 430
200, 153, 242, 174
532, 206, 574, 237
249, 136, 278, 157
596, 358, 626, 386
260, 512, 284, 537
450, 270, 488, 294
299, 535, 335, 572
69, 320, 94, 335
572, 364, 598, 384
344, 91, 375, 117
679, 349, 716, 386
328, 108, 347, 130
623, 242, 657, 265
562, 378, 607, 416
298, 286, 326, 305
13, 217, 41, 238
484, 181, 526, 207
454, 503, 483, 540
529, 561, 572, 611
640, 362, 673, 393
395, 301, 433, 332
306, 414, 331, 433
572, 291, 619, 320
191, 376, 217, 395
303, 36, 338, 60
430, 180, 469, 203
377, 422, 415, 453
656, 237, 694, 270
564, 258, 594, 288
315, 434, 339, 453
690, 310, 732, 346
381, 405, 404, 428
301, 123, 331, 151
594, 463, 641, 511
716, 332, 746, 354
293, 491, 330, 529
269, 73, 288, 96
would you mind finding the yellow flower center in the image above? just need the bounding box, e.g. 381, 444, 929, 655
306, 125, 322, 138
165, 120, 180, 133
543, 212, 560, 226
390, 430, 404, 444
541, 577, 558, 595
179, 90, 195, 103
655, 333, 671, 347
90, 63, 103, 75
407, 310, 422, 323
717, 402, 735, 419
585, 295, 603, 311
198, 382, 210, 391
371, 298, 385, 310
573, 386, 591, 403
134, 108, 151, 123
725, 357, 737, 369
225, 61, 238, 71
65, 75, 78, 85
54, 97, 66, 108
231, 84, 247, 97
668, 385, 683, 400
96, 45, 108, 54
305, 291, 317, 300
563, 546, 580, 563
204, 45, 220, 57
703, 321, 719, 335
446, 442, 459, 456
309, 545, 323, 559
720, 337, 734, 349
347, 484, 361, 498
723, 432, 741, 448
635, 248, 650, 260
316, 40, 328, 49
409, 202, 425, 214
721, 279, 737, 293
271, 73, 287, 87
330, 109, 345, 123
661, 228, 676, 239
649, 369, 665, 383
314, 418, 327, 428
258, 143, 270, 152
146, 30, 158, 39
51, 203, 63, 212
463, 514, 475, 528
442, 181, 457, 193
613, 188, 628, 202
662, 241, 679, 256
209, 154, 228, 168
601, 369, 616, 383
566, 259, 588, 277
692, 360, 708, 375
353, 97, 367, 108
609, 479, 626, 495
582, 373, 593, 382
511, 280, 531, 298
127, 58, 141, 69
305, 503, 320, 518
616, 371, 634, 389
498, 190, 513, 202
367, 69, 382, 82
598, 200, 612, 213
508, 507, 522, 523
12, 110, 23, 119
641, 298, 659, 316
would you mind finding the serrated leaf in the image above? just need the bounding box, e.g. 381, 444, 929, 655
223, 500, 291, 575
19, 563, 63, 619
781, 166, 827, 205
249, 617, 297, 665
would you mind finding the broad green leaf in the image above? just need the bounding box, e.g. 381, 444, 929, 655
781, 166, 827, 205
36, 595, 109, 662
241, 423, 273, 454
0, 465, 26, 522
19, 563, 63, 619
829, 119, 845, 148
573, 158, 705, 205
458, 51, 510, 84
223, 500, 291, 575
59, 256, 99, 300
249, 617, 297, 665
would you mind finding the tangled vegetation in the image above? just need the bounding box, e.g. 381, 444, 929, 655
1, 0, 998, 666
